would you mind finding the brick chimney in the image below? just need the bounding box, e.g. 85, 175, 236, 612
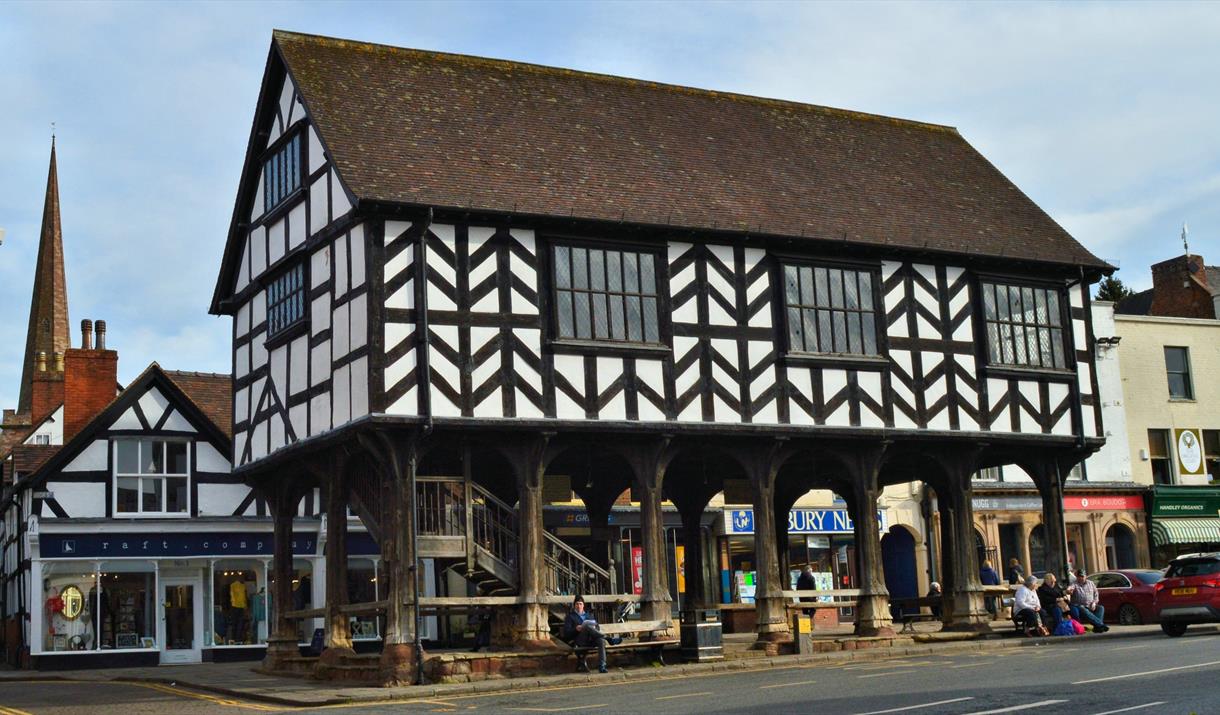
63, 318, 118, 441
30, 348, 65, 424
1149, 253, 1216, 319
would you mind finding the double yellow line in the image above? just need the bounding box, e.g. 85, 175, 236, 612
0, 706, 33, 715
132, 682, 284, 711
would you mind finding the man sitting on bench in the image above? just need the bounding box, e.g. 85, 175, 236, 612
563, 595, 621, 673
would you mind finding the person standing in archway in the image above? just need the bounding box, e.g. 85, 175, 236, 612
980, 560, 1001, 617
1007, 558, 1025, 585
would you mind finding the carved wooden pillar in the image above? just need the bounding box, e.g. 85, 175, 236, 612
322, 465, 354, 658
263, 479, 303, 670
1033, 460, 1070, 580
939, 449, 990, 631
773, 485, 802, 587
630, 438, 674, 630
846, 447, 894, 637
747, 442, 789, 647
510, 435, 553, 648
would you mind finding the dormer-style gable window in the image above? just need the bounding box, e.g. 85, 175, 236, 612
114, 438, 190, 516
266, 261, 308, 340
263, 132, 302, 214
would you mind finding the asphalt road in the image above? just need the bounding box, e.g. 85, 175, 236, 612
2, 631, 1218, 714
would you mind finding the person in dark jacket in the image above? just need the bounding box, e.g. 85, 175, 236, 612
1036, 572, 1070, 630
562, 596, 619, 673
980, 560, 1001, 616
1007, 558, 1025, 585
796, 565, 817, 614
926, 582, 943, 618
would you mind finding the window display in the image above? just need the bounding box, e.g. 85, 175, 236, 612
212, 560, 264, 645
97, 562, 155, 650
269, 559, 314, 642
42, 561, 98, 652
347, 558, 378, 639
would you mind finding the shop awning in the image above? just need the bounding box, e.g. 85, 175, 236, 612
1151, 518, 1220, 546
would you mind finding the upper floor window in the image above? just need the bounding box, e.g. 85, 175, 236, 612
263, 133, 302, 214
552, 244, 661, 344
981, 282, 1066, 369
266, 262, 307, 339
1164, 346, 1194, 400
1148, 429, 1173, 485
114, 439, 189, 515
783, 264, 878, 356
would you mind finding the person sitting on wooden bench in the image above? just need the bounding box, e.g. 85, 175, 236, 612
563, 595, 621, 673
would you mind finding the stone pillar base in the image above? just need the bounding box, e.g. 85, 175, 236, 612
855, 593, 896, 638
262, 636, 300, 671
380, 642, 423, 686
513, 602, 554, 646
317, 644, 357, 666
641, 599, 675, 638
752, 595, 791, 648
943, 590, 993, 632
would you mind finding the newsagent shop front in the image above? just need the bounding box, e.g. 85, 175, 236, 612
27, 524, 385, 669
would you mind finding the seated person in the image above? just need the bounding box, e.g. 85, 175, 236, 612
1012, 576, 1043, 636
1069, 570, 1108, 633
1036, 572, 1070, 630
926, 581, 943, 618
562, 596, 620, 673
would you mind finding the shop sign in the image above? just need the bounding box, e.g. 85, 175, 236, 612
630, 546, 644, 595
1063, 495, 1145, 511
1152, 488, 1220, 518
40, 532, 318, 559
971, 496, 1043, 511
1177, 428, 1205, 478
724, 509, 884, 535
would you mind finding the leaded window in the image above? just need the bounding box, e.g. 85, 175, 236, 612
263, 133, 302, 213
783, 264, 878, 355
266, 263, 307, 339
981, 282, 1066, 369
552, 245, 661, 344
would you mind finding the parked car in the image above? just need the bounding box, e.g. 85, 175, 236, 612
1153, 553, 1220, 637
1088, 570, 1163, 625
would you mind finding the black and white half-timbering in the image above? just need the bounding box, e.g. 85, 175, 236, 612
210, 31, 1111, 682
0, 361, 395, 669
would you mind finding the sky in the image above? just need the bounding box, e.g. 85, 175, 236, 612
1, 1, 1218, 410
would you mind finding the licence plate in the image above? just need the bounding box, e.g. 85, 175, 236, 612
1172, 587, 1198, 596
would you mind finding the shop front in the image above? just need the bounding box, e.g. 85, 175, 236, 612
970, 488, 1149, 577
1149, 486, 1220, 565
29, 527, 384, 669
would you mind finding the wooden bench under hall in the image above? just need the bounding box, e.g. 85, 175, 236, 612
888, 596, 942, 634
567, 620, 678, 672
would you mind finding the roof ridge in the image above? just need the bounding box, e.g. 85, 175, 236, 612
272, 29, 960, 135
163, 369, 231, 378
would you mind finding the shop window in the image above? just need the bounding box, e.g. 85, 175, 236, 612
114, 439, 190, 515
782, 263, 879, 356
1164, 347, 1194, 400
1204, 430, 1220, 482
212, 560, 265, 646
97, 561, 156, 650
981, 281, 1066, 369
1148, 429, 1173, 485
269, 559, 314, 643
552, 244, 663, 345
347, 558, 379, 640
42, 561, 99, 652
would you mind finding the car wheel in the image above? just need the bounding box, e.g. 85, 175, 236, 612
1118, 604, 1142, 626
1161, 622, 1188, 637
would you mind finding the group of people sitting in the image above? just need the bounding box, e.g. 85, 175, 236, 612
1012, 569, 1110, 637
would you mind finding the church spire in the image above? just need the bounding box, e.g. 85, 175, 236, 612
16, 137, 71, 415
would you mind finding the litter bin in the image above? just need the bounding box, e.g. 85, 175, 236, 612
680, 609, 723, 662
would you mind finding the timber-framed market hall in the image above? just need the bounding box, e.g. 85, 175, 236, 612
210, 31, 1111, 684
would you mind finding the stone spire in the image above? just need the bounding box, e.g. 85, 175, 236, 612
16, 138, 71, 415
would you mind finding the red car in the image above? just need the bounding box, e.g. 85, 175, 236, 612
1089, 570, 1163, 625
1153, 553, 1220, 637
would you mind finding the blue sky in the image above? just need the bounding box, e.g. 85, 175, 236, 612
1, 1, 1218, 409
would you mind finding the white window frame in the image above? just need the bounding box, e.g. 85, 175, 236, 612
112, 438, 192, 518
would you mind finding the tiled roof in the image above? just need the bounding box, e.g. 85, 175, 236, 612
275, 31, 1107, 270
164, 371, 232, 438
1115, 288, 1154, 315
11, 444, 59, 476
1206, 266, 1220, 295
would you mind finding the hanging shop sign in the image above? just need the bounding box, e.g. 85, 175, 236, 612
40, 532, 318, 559
1176, 428, 1205, 478
724, 509, 884, 535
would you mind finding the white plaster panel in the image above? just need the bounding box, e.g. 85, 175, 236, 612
596, 357, 626, 421
385, 240, 414, 310
308, 173, 329, 238
268, 217, 286, 266
278, 74, 295, 127
384, 346, 415, 392
269, 412, 285, 453
335, 233, 349, 298
331, 364, 351, 426
270, 345, 288, 407
349, 224, 366, 289
251, 227, 267, 278
310, 392, 331, 436
786, 368, 815, 426
250, 174, 264, 223
332, 301, 350, 359
349, 293, 367, 351
196, 440, 230, 473
250, 421, 267, 460
330, 169, 351, 219
307, 126, 325, 174
251, 291, 267, 330
350, 356, 369, 419
233, 431, 247, 465
384, 321, 412, 355
987, 378, 1012, 433
311, 244, 331, 289
161, 409, 194, 433
822, 369, 851, 427
287, 202, 307, 250
289, 335, 308, 396
310, 339, 331, 387
236, 241, 250, 293
385, 220, 413, 243
311, 293, 331, 334
289, 403, 308, 443
857, 371, 885, 428
46, 482, 105, 518
62, 440, 109, 472
553, 355, 586, 420
198, 483, 248, 517
237, 302, 250, 338
111, 407, 143, 431
137, 387, 170, 426
234, 387, 249, 424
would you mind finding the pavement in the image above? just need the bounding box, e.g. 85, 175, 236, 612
1, 621, 1212, 712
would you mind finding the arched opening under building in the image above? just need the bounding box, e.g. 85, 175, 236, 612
1028, 524, 1047, 576
881, 525, 918, 615
1106, 523, 1138, 570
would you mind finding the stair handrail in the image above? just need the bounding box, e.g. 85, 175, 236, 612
542, 531, 611, 595
469, 482, 519, 572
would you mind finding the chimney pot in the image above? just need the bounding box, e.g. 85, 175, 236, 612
36, 351, 47, 373
95, 320, 107, 350
53, 351, 64, 372
81, 319, 93, 350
